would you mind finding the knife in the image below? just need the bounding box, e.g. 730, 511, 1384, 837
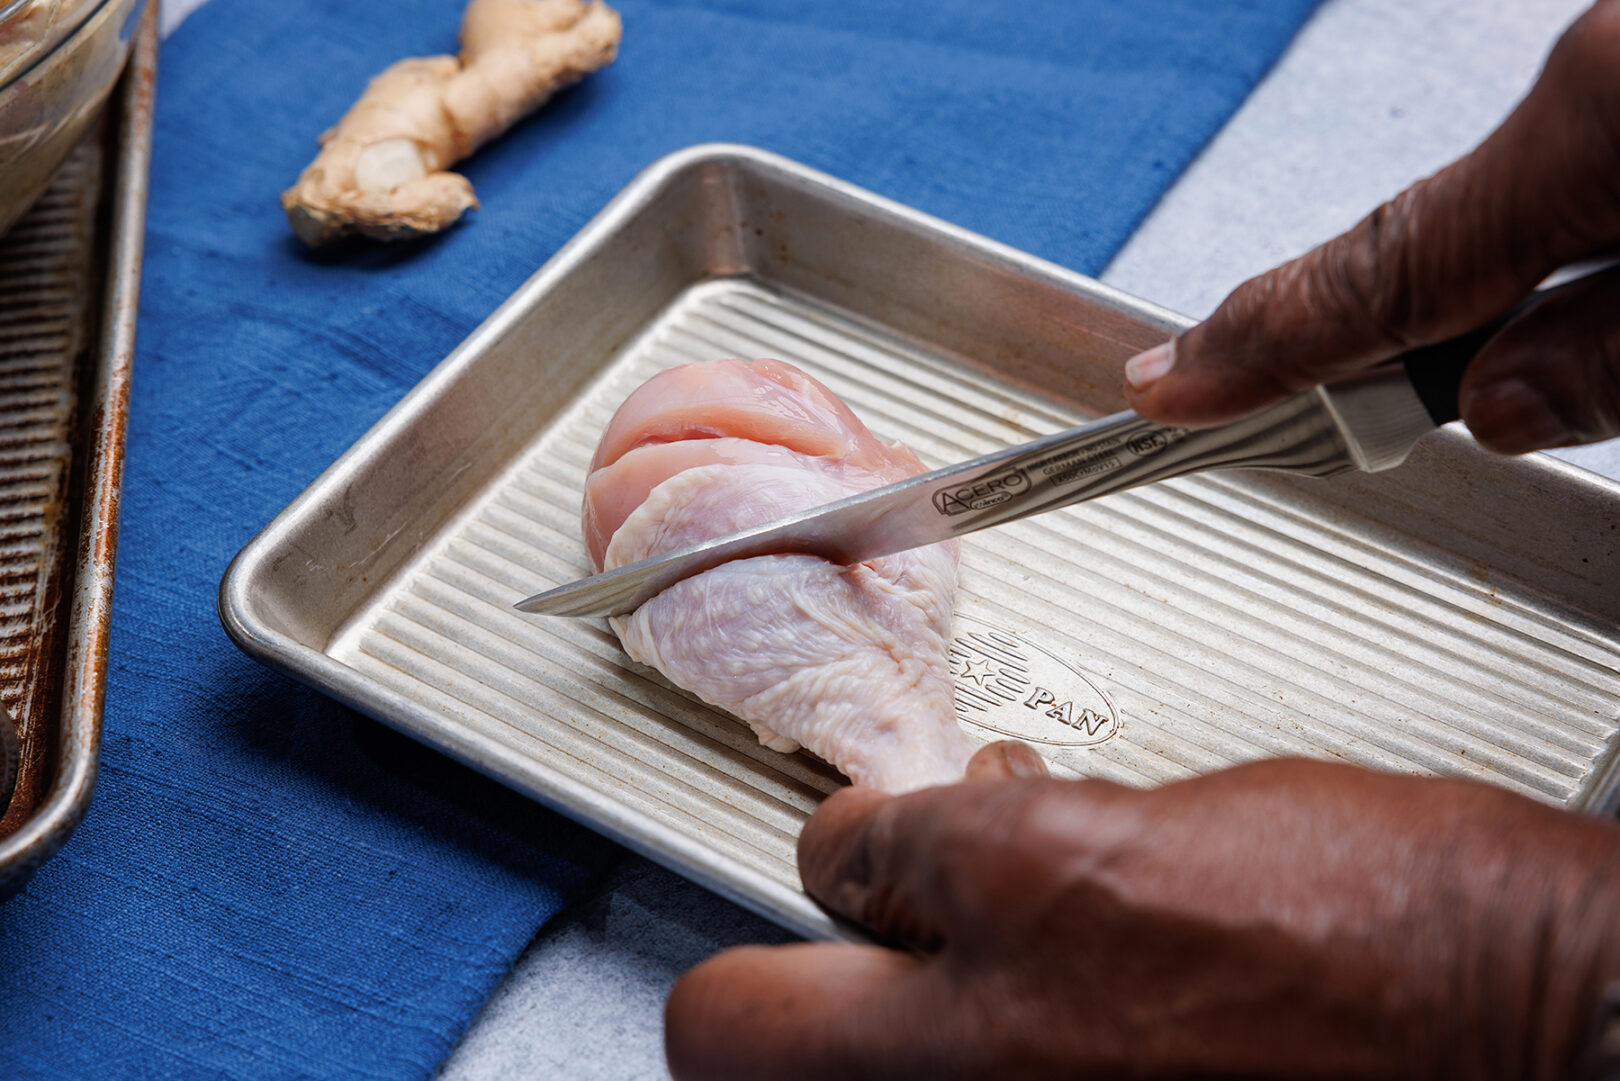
512, 300, 1518, 619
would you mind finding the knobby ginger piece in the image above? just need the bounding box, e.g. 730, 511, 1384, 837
281, 0, 622, 247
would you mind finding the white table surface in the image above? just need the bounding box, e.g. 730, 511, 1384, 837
159, 1, 1618, 1077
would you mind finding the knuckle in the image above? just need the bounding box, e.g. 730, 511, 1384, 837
929, 785, 1064, 891
1313, 198, 1425, 353
1192, 270, 1318, 398
798, 788, 881, 882
1553, 1, 1620, 79
1197, 194, 1435, 393
1543, 3, 1620, 219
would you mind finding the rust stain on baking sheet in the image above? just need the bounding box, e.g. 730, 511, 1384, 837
0, 0, 149, 892
1467, 559, 1503, 607
0, 133, 101, 836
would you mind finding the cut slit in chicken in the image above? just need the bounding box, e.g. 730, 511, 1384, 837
582, 358, 977, 794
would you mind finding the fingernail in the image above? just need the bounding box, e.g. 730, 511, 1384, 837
1124, 341, 1175, 392
989, 741, 1049, 779
1460, 378, 1567, 454
1006, 743, 1050, 779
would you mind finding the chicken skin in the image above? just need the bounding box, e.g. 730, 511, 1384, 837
583, 359, 976, 793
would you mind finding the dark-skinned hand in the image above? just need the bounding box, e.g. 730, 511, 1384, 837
666, 745, 1620, 1079
1123, 0, 1620, 455
668, 4, 1620, 1078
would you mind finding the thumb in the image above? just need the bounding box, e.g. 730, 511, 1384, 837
963, 740, 1049, 781
665, 943, 943, 1081
1124, 1, 1620, 427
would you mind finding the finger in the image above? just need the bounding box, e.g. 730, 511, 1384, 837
1457, 267, 1620, 453
792, 747, 1044, 947
1123, 2, 1620, 427
798, 774, 1073, 948
797, 785, 947, 948
665, 943, 952, 1081
798, 782, 985, 949
963, 740, 1049, 781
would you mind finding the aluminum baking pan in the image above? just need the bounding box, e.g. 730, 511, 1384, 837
0, 0, 151, 896
219, 144, 1620, 941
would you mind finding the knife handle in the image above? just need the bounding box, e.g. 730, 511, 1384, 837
1399, 259, 1616, 426
1398, 315, 1509, 427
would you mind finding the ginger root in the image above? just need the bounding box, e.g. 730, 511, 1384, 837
281, 0, 622, 247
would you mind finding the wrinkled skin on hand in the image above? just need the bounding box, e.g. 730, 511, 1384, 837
1123, 0, 1620, 455
665, 745, 1620, 1080
664, 7, 1620, 1075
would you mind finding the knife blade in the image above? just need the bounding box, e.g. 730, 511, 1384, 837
515, 358, 1451, 618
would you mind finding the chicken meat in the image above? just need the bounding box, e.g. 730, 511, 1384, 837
582, 358, 977, 793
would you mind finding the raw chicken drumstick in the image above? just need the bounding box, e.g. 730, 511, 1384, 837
582, 359, 978, 794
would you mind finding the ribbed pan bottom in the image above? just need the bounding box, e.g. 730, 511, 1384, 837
0, 132, 100, 833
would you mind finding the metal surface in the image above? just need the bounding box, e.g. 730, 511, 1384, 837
0, 0, 150, 894
0, 703, 17, 815
220, 144, 1620, 941
517, 365, 1440, 617
0, 0, 144, 238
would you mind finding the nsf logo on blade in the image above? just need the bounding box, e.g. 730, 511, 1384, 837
933, 468, 1029, 515
1127, 431, 1168, 455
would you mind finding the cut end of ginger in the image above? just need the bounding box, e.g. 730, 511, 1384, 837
281, 0, 621, 247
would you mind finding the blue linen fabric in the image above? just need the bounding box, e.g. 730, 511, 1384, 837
0, 0, 1319, 1076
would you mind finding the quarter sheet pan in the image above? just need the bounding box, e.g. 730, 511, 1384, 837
220, 145, 1620, 940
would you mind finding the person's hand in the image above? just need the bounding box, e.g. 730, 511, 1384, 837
1122, 0, 1620, 455
665, 746, 1620, 1080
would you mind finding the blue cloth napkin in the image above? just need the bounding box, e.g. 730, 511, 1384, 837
0, 0, 1319, 1076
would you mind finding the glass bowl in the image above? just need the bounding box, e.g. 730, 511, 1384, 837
0, 0, 143, 237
